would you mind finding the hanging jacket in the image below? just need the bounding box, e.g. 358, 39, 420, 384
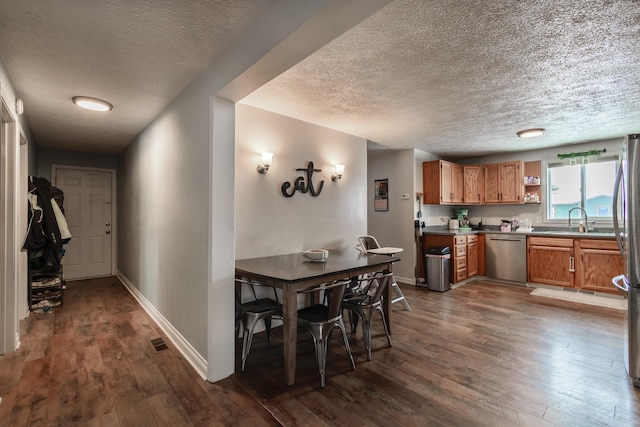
23, 177, 71, 271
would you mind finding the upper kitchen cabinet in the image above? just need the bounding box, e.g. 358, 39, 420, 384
463, 165, 483, 205
483, 160, 524, 204
423, 160, 463, 204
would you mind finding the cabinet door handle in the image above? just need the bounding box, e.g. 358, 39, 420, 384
569, 256, 575, 272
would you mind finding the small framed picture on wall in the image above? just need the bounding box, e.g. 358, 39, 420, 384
374, 179, 388, 211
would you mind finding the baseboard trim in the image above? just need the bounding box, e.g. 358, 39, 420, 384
395, 275, 414, 285
116, 271, 208, 380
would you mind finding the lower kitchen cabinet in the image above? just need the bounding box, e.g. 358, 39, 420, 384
576, 239, 625, 294
527, 236, 575, 288
454, 235, 467, 282
467, 235, 479, 277
528, 236, 624, 294
423, 234, 479, 284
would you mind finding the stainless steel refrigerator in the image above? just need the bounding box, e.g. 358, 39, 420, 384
613, 133, 640, 388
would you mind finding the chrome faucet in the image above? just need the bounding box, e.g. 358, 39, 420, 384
568, 207, 588, 231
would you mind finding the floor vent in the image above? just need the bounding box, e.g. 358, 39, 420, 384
151, 338, 168, 352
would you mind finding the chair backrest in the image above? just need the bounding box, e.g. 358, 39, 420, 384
356, 235, 380, 253
355, 272, 393, 305
326, 280, 349, 321
300, 279, 350, 322
235, 278, 279, 307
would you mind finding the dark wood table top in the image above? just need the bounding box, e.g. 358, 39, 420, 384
235, 250, 400, 284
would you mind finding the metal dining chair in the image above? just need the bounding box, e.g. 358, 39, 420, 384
235, 278, 283, 371
355, 235, 411, 311
342, 271, 393, 360
297, 279, 356, 388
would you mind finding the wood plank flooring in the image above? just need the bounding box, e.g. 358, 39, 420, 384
1, 277, 639, 426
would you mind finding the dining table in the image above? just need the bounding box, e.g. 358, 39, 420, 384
235, 249, 400, 385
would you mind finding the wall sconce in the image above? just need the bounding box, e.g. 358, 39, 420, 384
257, 152, 273, 174
332, 164, 345, 181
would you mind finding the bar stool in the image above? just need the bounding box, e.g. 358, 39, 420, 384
355, 235, 411, 311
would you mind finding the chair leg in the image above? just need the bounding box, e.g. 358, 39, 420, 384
359, 310, 375, 361
265, 317, 272, 342
348, 310, 359, 333
241, 315, 260, 371
336, 318, 356, 371
377, 307, 392, 348
241, 326, 254, 372
308, 324, 328, 388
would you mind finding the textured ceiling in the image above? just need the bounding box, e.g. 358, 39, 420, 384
0, 0, 274, 153
242, 0, 640, 159
1, 1, 639, 158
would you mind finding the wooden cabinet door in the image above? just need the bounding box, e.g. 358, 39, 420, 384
483, 163, 501, 203
528, 237, 575, 287
463, 165, 483, 204
440, 161, 453, 203
451, 164, 463, 204
499, 161, 523, 203
467, 241, 478, 277
576, 240, 625, 294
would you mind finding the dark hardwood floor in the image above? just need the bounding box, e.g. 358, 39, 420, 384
1, 277, 639, 426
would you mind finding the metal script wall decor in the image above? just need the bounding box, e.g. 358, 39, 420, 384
281, 161, 324, 197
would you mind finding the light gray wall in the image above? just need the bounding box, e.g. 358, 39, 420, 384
367, 149, 418, 283
36, 147, 118, 180
115, 0, 346, 382
118, 73, 212, 364
235, 104, 367, 259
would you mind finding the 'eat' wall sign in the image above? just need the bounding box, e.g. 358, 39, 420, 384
281, 162, 324, 197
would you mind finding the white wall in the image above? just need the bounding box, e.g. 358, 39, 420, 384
235, 104, 367, 259
115, 0, 370, 383
0, 60, 28, 355
367, 149, 417, 284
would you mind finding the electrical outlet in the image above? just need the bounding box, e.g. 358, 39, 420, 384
401, 193, 410, 200
536, 216, 542, 224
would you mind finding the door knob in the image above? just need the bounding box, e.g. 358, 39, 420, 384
106, 230, 111, 235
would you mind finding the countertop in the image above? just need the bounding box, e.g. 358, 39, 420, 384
422, 226, 616, 239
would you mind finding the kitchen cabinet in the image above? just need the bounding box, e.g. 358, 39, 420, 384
466, 235, 479, 277
423, 234, 479, 284
575, 239, 625, 294
422, 160, 463, 205
483, 161, 524, 204
463, 165, 483, 205
527, 236, 575, 288
454, 235, 467, 282
528, 236, 624, 294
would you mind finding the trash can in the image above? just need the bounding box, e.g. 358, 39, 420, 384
425, 246, 451, 292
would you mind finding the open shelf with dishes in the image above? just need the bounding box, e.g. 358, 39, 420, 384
524, 161, 542, 204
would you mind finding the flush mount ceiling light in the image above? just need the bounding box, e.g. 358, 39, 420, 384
516, 128, 545, 138
72, 96, 113, 112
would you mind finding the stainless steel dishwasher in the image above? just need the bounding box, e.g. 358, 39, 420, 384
485, 234, 527, 283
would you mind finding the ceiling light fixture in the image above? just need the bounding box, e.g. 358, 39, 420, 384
516, 128, 545, 138
72, 96, 113, 112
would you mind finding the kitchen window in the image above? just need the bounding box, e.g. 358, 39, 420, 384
546, 156, 619, 221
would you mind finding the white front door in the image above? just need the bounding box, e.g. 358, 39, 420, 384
54, 167, 113, 280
